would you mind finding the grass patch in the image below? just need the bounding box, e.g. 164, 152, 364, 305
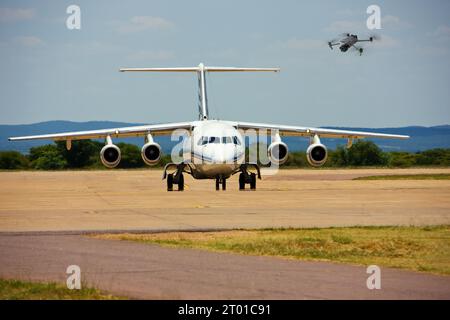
354, 174, 450, 180
0, 278, 123, 300
93, 225, 450, 275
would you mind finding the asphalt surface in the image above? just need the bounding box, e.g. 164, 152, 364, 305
1, 233, 449, 299
1, 168, 450, 232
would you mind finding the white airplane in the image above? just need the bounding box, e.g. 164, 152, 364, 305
9, 63, 409, 191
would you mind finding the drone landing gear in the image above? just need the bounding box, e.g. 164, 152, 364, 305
356, 47, 363, 56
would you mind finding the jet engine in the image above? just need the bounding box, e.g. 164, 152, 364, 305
306, 135, 328, 167
268, 133, 289, 165
142, 142, 162, 166
141, 133, 162, 166
100, 136, 121, 168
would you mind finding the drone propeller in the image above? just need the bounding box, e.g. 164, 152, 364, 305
327, 38, 339, 50
369, 34, 381, 42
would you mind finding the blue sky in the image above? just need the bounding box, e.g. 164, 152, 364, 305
0, 0, 449, 127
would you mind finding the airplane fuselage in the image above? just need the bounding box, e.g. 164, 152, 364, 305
181, 120, 245, 179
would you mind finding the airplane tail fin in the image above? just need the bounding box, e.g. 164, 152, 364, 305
120, 63, 280, 120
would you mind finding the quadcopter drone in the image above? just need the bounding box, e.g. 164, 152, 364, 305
328, 33, 379, 56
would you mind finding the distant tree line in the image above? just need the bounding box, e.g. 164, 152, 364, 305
0, 140, 171, 170
284, 142, 450, 168
0, 140, 449, 170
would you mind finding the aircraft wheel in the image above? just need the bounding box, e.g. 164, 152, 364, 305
250, 173, 256, 190
167, 174, 174, 191
216, 177, 220, 191
178, 173, 184, 191
239, 173, 245, 190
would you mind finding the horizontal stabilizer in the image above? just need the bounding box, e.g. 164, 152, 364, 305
120, 64, 280, 73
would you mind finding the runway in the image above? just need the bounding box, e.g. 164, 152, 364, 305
1, 233, 449, 299
1, 168, 449, 299
0, 168, 450, 232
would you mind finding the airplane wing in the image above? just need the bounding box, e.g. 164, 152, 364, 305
234, 121, 410, 140
8, 122, 194, 142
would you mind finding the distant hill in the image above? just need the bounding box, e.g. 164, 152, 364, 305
1, 121, 449, 153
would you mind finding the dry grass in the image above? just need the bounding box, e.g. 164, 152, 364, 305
0, 278, 123, 300
354, 174, 450, 180
93, 225, 450, 275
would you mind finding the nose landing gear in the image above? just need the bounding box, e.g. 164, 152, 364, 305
215, 176, 227, 191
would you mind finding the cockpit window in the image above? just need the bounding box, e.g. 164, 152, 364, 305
198, 136, 241, 145
209, 137, 220, 144
198, 136, 209, 145
222, 136, 233, 144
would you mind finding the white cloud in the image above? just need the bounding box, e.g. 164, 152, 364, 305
14, 36, 44, 47
117, 16, 174, 34
0, 8, 35, 22
382, 15, 412, 28
374, 34, 400, 48
382, 15, 400, 26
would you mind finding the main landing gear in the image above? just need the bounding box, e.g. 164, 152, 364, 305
167, 171, 184, 191
239, 171, 257, 190
215, 176, 227, 191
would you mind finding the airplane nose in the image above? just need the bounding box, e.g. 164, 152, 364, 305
207, 145, 237, 163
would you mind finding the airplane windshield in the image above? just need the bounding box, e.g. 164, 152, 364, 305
222, 137, 232, 144
198, 136, 208, 145
197, 136, 241, 145
209, 137, 220, 144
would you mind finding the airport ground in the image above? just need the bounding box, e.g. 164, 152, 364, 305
1, 168, 450, 232
0, 168, 450, 299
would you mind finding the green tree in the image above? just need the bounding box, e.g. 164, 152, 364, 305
0, 151, 29, 169
346, 140, 388, 166
284, 151, 307, 167
415, 149, 450, 166
388, 152, 417, 168
327, 141, 388, 167
117, 143, 144, 168
56, 140, 102, 168
29, 144, 67, 170
329, 146, 349, 167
